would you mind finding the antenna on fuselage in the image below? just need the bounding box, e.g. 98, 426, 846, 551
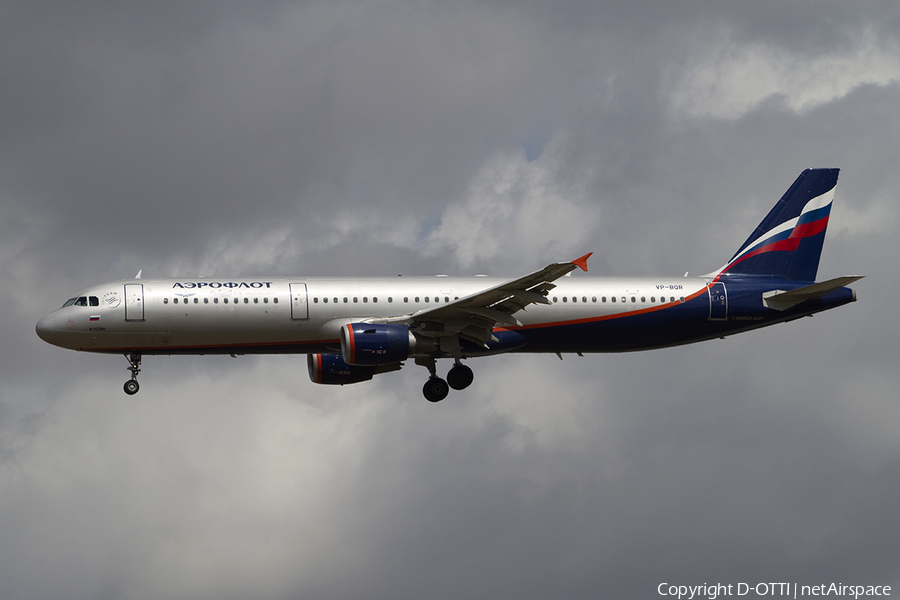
135, 270, 142, 279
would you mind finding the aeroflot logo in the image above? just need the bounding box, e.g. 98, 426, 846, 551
172, 281, 274, 289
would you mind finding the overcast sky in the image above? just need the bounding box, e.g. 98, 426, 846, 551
3, 1, 899, 598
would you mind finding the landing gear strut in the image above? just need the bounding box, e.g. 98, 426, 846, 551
123, 351, 141, 395
416, 357, 448, 402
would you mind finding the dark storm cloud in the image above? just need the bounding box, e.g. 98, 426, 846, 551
3, 1, 899, 599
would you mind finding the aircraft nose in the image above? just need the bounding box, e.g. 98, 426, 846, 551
36, 311, 64, 345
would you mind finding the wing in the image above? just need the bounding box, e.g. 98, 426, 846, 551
385, 253, 592, 349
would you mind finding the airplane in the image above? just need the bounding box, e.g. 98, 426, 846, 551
36, 168, 861, 402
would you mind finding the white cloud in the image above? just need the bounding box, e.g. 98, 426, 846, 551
423, 134, 600, 270
666, 27, 900, 120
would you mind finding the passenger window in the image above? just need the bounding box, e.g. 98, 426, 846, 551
204, 298, 209, 304
244, 298, 249, 304
273, 298, 278, 303
223, 298, 228, 304
254, 298, 259, 304
373, 297, 378, 303
343, 297, 348, 303
214, 298, 218, 304
388, 297, 393, 303
425, 297, 430, 303
194, 298, 199, 304
415, 297, 420, 303
264, 298, 268, 304
641, 297, 646, 303
631, 297, 636, 303
562, 297, 567, 303
583, 297, 587, 303
553, 297, 558, 302
592, 296, 597, 302
611, 297, 616, 303
313, 297, 318, 303
363, 297, 368, 303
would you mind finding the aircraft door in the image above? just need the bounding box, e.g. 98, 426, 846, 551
290, 283, 309, 320
125, 284, 145, 321
708, 282, 727, 320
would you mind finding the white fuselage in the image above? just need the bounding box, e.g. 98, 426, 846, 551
36, 275, 703, 355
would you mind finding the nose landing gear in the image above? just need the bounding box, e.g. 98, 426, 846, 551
123, 352, 142, 395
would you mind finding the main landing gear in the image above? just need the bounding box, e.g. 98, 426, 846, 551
123, 351, 142, 395
418, 358, 474, 403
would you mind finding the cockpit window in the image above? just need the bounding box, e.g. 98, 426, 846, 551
66, 296, 99, 307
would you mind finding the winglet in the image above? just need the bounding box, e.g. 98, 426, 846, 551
571, 252, 592, 272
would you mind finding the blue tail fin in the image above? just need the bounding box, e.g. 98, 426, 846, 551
715, 168, 838, 282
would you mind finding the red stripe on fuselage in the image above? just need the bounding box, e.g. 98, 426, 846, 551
88, 337, 340, 353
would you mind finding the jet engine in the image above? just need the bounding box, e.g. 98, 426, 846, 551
340, 323, 435, 366
307, 353, 375, 385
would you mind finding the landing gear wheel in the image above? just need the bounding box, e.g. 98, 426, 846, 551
123, 351, 142, 395
447, 363, 474, 390
423, 377, 450, 403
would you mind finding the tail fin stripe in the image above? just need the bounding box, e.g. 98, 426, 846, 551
796, 202, 832, 227
733, 190, 834, 261
723, 210, 830, 273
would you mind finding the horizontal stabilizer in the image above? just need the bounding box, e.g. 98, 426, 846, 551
762, 276, 863, 311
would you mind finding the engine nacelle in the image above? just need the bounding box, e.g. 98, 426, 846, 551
341, 323, 415, 366
308, 353, 375, 385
